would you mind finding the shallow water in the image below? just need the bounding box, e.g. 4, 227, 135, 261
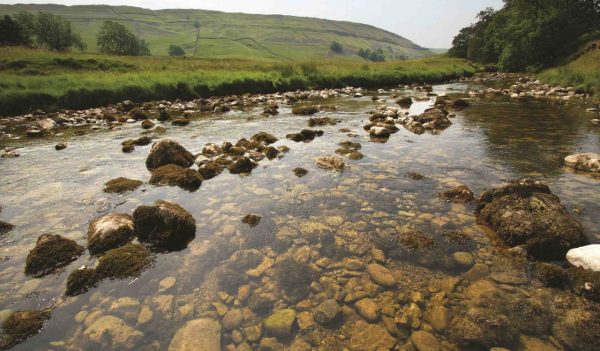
0, 82, 599, 350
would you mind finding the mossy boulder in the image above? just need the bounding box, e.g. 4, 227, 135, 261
122, 136, 152, 148
451, 98, 470, 109
25, 234, 84, 277
228, 157, 257, 174
308, 117, 336, 127
103, 177, 143, 194
251, 132, 278, 145
292, 105, 319, 115
553, 306, 600, 351
286, 129, 323, 142
449, 307, 517, 349
87, 213, 135, 255
0, 309, 51, 349
198, 161, 224, 180
65, 268, 100, 296
141, 120, 155, 129
0, 221, 14, 235
263, 146, 280, 160
242, 214, 262, 227
476, 179, 587, 260
133, 200, 196, 251
149, 164, 202, 191
293, 168, 308, 177
145, 140, 195, 170
397, 96, 413, 108
157, 110, 170, 121
439, 185, 475, 203
129, 108, 148, 121
96, 243, 153, 279
172, 118, 190, 126
274, 257, 318, 302
412, 108, 452, 131
315, 156, 345, 172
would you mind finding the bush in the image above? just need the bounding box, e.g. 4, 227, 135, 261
97, 21, 150, 56
330, 41, 343, 54
168, 44, 186, 57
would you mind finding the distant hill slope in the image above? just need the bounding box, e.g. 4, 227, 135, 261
0, 4, 433, 60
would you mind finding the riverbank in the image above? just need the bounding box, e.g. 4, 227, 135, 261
0, 48, 476, 117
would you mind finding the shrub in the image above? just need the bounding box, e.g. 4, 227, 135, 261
97, 21, 150, 56
330, 41, 343, 54
168, 44, 186, 56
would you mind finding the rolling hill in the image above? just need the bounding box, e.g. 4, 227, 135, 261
0, 4, 433, 60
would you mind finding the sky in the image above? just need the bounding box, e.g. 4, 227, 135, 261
0, 0, 504, 48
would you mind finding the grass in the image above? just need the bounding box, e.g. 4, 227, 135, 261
0, 47, 476, 116
538, 39, 600, 96
0, 4, 433, 60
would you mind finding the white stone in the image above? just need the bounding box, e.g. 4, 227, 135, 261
567, 245, 600, 272
564, 153, 600, 173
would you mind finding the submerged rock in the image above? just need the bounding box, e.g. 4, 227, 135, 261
410, 331, 441, 351
350, 320, 396, 351
366, 263, 396, 288
0, 309, 51, 349
316, 156, 345, 172
25, 234, 84, 277
96, 243, 153, 279
439, 185, 475, 203
168, 318, 221, 351
83, 315, 143, 350
567, 245, 600, 272
87, 213, 135, 255
552, 306, 600, 351
314, 299, 341, 325
103, 177, 143, 194
149, 164, 202, 191
292, 105, 319, 115
476, 179, 587, 260
0, 221, 14, 235
133, 200, 196, 250
564, 153, 600, 174
264, 309, 297, 339
308, 117, 337, 127
198, 161, 224, 180
242, 214, 262, 227
449, 306, 517, 349
293, 167, 308, 177
145, 140, 195, 170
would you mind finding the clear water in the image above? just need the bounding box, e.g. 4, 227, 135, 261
0, 82, 599, 350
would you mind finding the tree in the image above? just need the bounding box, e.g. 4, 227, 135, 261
35, 12, 85, 51
330, 41, 343, 54
97, 21, 149, 56
0, 15, 30, 46
192, 20, 201, 57
168, 44, 186, 56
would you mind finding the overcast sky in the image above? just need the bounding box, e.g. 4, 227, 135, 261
0, 0, 504, 47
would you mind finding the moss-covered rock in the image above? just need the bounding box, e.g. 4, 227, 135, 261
0, 309, 51, 349
133, 200, 196, 250
129, 108, 148, 121
293, 168, 308, 177
263, 146, 280, 160
65, 268, 100, 296
198, 161, 224, 180
172, 118, 190, 126
251, 132, 278, 145
553, 306, 600, 351
286, 129, 323, 142
0, 221, 14, 236
397, 96, 413, 108
157, 110, 170, 121
536, 263, 572, 288
292, 105, 319, 115
242, 214, 262, 227
25, 234, 84, 277
145, 140, 195, 170
451, 98, 470, 109
308, 117, 336, 127
274, 257, 318, 302
121, 136, 152, 151
149, 164, 202, 191
439, 185, 475, 204
476, 179, 587, 260
141, 120, 155, 129
264, 309, 297, 339
96, 243, 153, 279
87, 213, 135, 255
315, 156, 345, 172
228, 157, 257, 174
449, 307, 517, 349
103, 177, 143, 194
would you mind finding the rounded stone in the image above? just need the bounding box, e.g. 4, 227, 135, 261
263, 309, 296, 339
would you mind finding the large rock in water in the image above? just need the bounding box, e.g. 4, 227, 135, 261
350, 320, 396, 351
476, 179, 587, 260
133, 200, 196, 250
564, 153, 600, 173
566, 245, 600, 272
149, 164, 202, 191
412, 108, 451, 131
145, 140, 195, 170
83, 315, 143, 350
168, 318, 221, 351
87, 213, 135, 255
25, 234, 84, 277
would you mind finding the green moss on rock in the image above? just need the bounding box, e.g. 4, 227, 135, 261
65, 268, 100, 296
149, 164, 202, 191
103, 177, 143, 194
133, 200, 196, 251
25, 234, 84, 277
96, 243, 153, 279
0, 309, 51, 349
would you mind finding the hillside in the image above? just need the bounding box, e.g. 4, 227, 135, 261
0, 4, 433, 60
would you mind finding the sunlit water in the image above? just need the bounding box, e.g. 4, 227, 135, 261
0, 83, 599, 350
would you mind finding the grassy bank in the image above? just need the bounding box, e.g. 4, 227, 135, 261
0, 48, 476, 116
538, 39, 600, 96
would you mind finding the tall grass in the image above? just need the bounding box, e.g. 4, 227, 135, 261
0, 48, 477, 116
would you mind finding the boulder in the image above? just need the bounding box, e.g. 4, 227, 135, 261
450, 307, 516, 349
567, 245, 600, 272
198, 161, 224, 180
313, 299, 341, 325
292, 106, 319, 115
397, 97, 413, 108
410, 331, 441, 351
171, 118, 190, 126
25, 234, 84, 277
354, 298, 381, 322
286, 129, 323, 142
149, 164, 202, 191
439, 185, 475, 203
228, 157, 257, 174
55, 143, 67, 151
264, 309, 297, 339
476, 179, 587, 260
350, 320, 396, 351
168, 318, 221, 351
0, 221, 14, 235
369, 126, 391, 138
222, 309, 243, 330
412, 108, 451, 131
293, 167, 308, 177
133, 200, 196, 250
65, 268, 99, 296
366, 263, 396, 288
87, 213, 135, 255
0, 309, 51, 349
251, 132, 278, 145
564, 153, 600, 173
145, 140, 195, 170
316, 156, 345, 172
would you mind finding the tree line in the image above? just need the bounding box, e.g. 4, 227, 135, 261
0, 11, 190, 57
449, 0, 600, 71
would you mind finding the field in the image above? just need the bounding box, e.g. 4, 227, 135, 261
0, 4, 433, 60
539, 39, 600, 96
0, 48, 476, 116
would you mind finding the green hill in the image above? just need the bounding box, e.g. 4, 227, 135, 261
0, 4, 433, 60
